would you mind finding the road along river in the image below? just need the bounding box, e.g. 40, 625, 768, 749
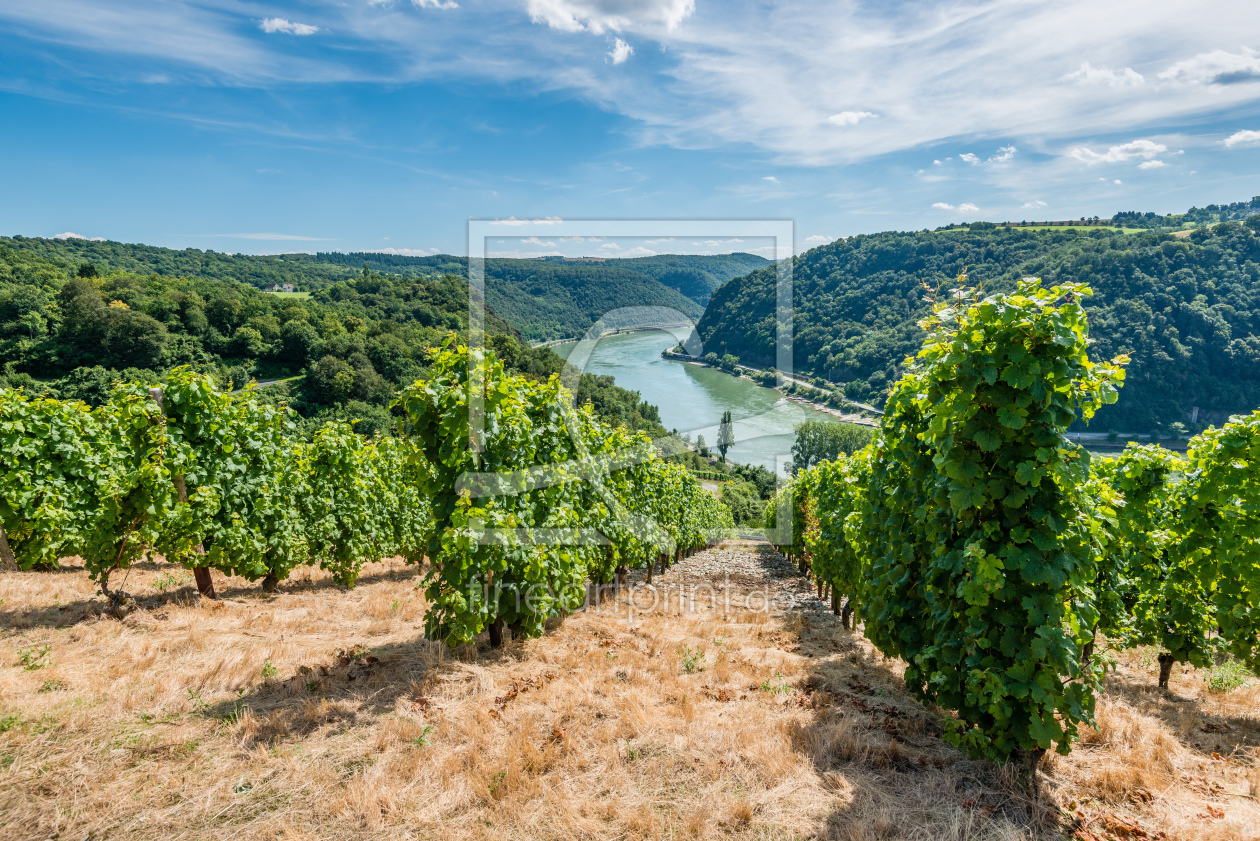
555, 328, 839, 474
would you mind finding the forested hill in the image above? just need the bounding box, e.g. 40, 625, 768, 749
696, 217, 1260, 431
317, 251, 770, 338
0, 237, 766, 343
0, 242, 666, 440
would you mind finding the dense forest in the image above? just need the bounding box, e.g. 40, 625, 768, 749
696, 213, 1260, 431
1114, 196, 1260, 229
0, 237, 764, 344
0, 243, 666, 440
316, 251, 767, 308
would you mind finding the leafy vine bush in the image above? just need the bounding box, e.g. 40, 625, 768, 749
400, 339, 732, 646
3, 344, 728, 644
1177, 411, 1260, 673
0, 368, 428, 594
785, 277, 1260, 766
857, 279, 1127, 762
783, 279, 1130, 764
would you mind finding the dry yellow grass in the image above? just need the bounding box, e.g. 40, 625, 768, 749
0, 547, 1257, 841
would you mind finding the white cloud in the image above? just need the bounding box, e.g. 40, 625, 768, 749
1021, 200, 1048, 209
762, 175, 780, 184
521, 236, 556, 246
827, 111, 876, 127
209, 232, 331, 241
374, 247, 446, 255
1138, 159, 1165, 169
989, 145, 1016, 163
1068, 138, 1167, 164
608, 37, 633, 64
53, 231, 105, 241
804, 234, 831, 243
12, 0, 1260, 170
1063, 61, 1143, 86
932, 202, 955, 210
644, 237, 674, 244
1224, 129, 1260, 148
932, 159, 942, 165
413, 0, 459, 8
260, 18, 319, 36
599, 242, 620, 250
490, 216, 563, 225
1114, 179, 1122, 184
525, 0, 694, 34
1159, 48, 1260, 86
959, 153, 980, 165
487, 249, 564, 258
613, 246, 658, 257
958, 203, 979, 212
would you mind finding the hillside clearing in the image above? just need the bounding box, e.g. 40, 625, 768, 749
1, 547, 1257, 840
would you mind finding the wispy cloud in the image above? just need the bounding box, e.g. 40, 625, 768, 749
53, 231, 106, 241
762, 176, 780, 184
525, 0, 695, 34
1159, 48, 1260, 86
260, 18, 319, 36
1063, 62, 1143, 87
374, 246, 444, 255
413, 0, 459, 9
1224, 129, 1260, 148
7, 0, 1260, 171
931, 202, 979, 212
608, 37, 633, 64
1138, 160, 1166, 169
827, 111, 876, 127
489, 216, 564, 225
1021, 200, 1048, 209
1068, 138, 1167, 164
202, 232, 333, 241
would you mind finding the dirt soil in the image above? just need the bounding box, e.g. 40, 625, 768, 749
1, 543, 1257, 840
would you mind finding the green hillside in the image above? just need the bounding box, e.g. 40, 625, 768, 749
313, 252, 769, 336
696, 214, 1260, 432
0, 241, 666, 439
0, 239, 763, 344
476, 259, 706, 342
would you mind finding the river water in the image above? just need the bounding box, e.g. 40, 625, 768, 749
555, 328, 837, 474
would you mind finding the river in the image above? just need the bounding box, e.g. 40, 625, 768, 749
554, 328, 839, 474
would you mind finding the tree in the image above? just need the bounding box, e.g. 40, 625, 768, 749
720, 479, 762, 526
790, 420, 873, 475
77, 263, 99, 278
280, 320, 321, 365
717, 410, 734, 462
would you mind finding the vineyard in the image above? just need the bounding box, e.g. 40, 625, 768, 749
2, 281, 1260, 839
771, 278, 1260, 768
0, 337, 733, 645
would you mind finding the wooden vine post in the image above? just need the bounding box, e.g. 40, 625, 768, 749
0, 523, 16, 571
149, 387, 216, 599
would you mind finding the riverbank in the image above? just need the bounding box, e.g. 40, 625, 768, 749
554, 331, 840, 473
532, 322, 694, 350
661, 350, 880, 429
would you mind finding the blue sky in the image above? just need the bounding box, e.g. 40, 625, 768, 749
3, 0, 1260, 258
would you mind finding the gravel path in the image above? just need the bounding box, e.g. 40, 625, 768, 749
621, 541, 839, 620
